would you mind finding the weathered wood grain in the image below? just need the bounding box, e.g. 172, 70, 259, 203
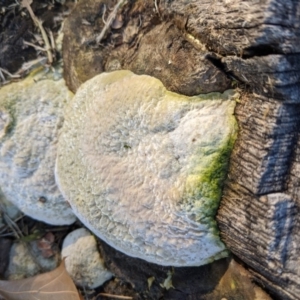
161, 0, 300, 56
218, 185, 300, 300
222, 54, 300, 102
218, 90, 300, 299
228, 93, 299, 195
287, 136, 300, 204
63, 0, 231, 95
217, 90, 300, 299
164, 1, 300, 297
122, 22, 231, 95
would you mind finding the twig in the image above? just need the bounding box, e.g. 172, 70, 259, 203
5, 224, 45, 272
0, 67, 21, 79
0, 232, 16, 237
48, 29, 56, 51
16, 57, 48, 76
21, 0, 53, 64
102, 4, 107, 25
96, 0, 126, 44
0, 203, 45, 271
0, 203, 23, 239
0, 69, 5, 82
154, 0, 161, 17
97, 293, 133, 300
0, 214, 24, 234
24, 40, 47, 52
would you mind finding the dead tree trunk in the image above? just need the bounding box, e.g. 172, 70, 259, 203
160, 0, 300, 299
63, 0, 300, 298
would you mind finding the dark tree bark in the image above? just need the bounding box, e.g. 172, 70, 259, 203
62, 0, 231, 95
160, 0, 300, 56
160, 0, 300, 298
226, 93, 300, 195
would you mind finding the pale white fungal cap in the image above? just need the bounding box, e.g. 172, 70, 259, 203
0, 75, 76, 225
56, 70, 237, 266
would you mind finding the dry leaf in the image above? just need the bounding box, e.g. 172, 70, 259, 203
0, 260, 80, 300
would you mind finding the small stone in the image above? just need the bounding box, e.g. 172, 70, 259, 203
62, 228, 113, 289
5, 240, 59, 280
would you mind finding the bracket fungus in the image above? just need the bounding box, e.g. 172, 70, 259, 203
0, 74, 76, 225
55, 70, 238, 266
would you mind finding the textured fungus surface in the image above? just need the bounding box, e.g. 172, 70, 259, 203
0, 72, 76, 225
56, 70, 237, 266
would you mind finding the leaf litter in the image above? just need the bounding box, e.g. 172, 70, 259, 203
0, 260, 81, 300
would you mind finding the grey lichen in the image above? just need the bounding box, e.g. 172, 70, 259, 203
55, 70, 238, 266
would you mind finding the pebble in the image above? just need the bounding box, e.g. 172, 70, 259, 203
62, 228, 113, 288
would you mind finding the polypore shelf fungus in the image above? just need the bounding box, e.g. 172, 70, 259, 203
0, 73, 76, 225
55, 70, 238, 266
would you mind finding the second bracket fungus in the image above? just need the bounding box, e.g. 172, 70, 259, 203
55, 70, 238, 266
0, 74, 76, 225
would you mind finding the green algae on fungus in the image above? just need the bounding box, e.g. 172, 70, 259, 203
180, 128, 238, 225
55, 70, 238, 266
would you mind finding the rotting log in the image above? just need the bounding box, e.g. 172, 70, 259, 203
222, 55, 300, 102
161, 0, 300, 298
218, 185, 300, 300
62, 0, 300, 298
62, 0, 231, 95
217, 92, 300, 300
160, 0, 300, 56
227, 93, 300, 195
